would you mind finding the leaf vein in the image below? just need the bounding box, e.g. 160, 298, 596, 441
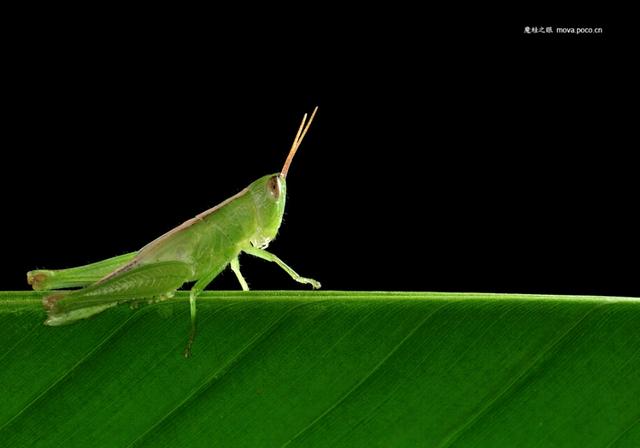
604, 415, 640, 448
281, 302, 450, 448
128, 301, 312, 447
436, 303, 603, 448
0, 310, 142, 433
0, 320, 41, 366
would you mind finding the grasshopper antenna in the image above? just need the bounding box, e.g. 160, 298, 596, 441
281, 106, 318, 178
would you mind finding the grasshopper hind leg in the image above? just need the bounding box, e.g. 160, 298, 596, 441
44, 261, 193, 326
28, 252, 138, 291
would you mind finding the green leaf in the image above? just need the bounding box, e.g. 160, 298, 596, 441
1, 291, 639, 447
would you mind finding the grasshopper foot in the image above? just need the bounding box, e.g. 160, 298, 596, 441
28, 270, 53, 291
42, 292, 66, 312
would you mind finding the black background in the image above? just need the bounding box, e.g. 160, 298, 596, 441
3, 12, 635, 296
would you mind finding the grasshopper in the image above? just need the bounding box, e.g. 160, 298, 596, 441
27, 107, 320, 355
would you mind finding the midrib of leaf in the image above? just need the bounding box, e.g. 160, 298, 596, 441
2, 290, 639, 309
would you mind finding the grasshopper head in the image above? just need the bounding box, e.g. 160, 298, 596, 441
247, 107, 317, 248
248, 173, 287, 248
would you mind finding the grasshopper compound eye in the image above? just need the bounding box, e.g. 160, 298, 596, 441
267, 175, 281, 199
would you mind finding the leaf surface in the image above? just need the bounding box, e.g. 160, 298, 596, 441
1, 291, 638, 447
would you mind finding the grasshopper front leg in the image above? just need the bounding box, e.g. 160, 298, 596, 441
242, 246, 321, 289
230, 257, 249, 291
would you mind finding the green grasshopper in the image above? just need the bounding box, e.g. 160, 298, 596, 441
27, 107, 321, 355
